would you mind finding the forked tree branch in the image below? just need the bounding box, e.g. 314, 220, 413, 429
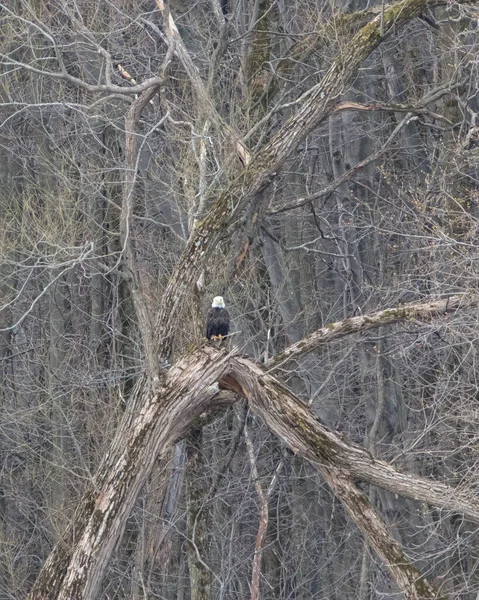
19, 0, 479, 595
152, 0, 251, 165
269, 77, 467, 214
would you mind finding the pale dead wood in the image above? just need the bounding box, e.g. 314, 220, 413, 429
121, 86, 164, 380
267, 294, 478, 370
154, 0, 251, 165
21, 0, 479, 593
27, 348, 235, 600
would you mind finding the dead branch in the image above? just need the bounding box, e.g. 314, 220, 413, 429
152, 0, 250, 165
267, 294, 478, 371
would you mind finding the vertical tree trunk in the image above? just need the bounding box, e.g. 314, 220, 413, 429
186, 427, 213, 600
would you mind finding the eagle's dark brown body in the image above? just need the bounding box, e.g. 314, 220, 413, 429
206, 307, 230, 340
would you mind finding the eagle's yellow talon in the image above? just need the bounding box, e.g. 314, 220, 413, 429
206, 296, 231, 342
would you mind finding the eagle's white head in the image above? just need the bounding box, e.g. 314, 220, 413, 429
212, 296, 225, 309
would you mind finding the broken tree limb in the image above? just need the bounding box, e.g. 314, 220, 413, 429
225, 353, 479, 525
153, 0, 251, 165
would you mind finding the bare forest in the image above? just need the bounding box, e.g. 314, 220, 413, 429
1, 0, 479, 598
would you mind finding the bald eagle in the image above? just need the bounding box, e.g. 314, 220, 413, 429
207, 296, 230, 341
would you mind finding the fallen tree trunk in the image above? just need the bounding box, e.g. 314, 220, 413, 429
223, 355, 479, 525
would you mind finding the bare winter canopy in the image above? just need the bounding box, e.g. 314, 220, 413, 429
1, 0, 479, 599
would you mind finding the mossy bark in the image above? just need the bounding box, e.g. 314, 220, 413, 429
29, 339, 479, 597
267, 294, 477, 370
27, 353, 234, 600
322, 470, 443, 600
244, 0, 272, 104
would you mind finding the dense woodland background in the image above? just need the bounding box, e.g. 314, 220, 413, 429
1, 0, 479, 598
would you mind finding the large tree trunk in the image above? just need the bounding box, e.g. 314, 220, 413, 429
27, 351, 232, 600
